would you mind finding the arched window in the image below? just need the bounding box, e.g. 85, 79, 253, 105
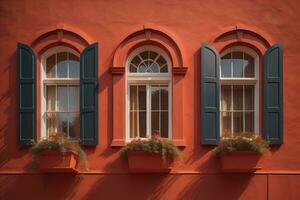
41, 46, 80, 139
126, 46, 172, 140
220, 46, 259, 136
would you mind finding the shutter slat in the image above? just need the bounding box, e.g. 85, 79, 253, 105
80, 43, 98, 145
263, 44, 283, 144
201, 43, 220, 145
17, 43, 36, 146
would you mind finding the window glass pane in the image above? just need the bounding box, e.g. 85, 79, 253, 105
245, 112, 254, 132
57, 113, 69, 136
57, 52, 68, 78
245, 85, 254, 110
160, 65, 168, 73
221, 53, 231, 77
138, 86, 146, 110
151, 63, 159, 73
233, 112, 243, 133
150, 51, 158, 60
130, 111, 137, 138
138, 64, 147, 73
140, 51, 148, 60
46, 86, 56, 111
57, 86, 68, 111
157, 56, 167, 68
221, 111, 231, 135
46, 113, 58, 137
139, 111, 146, 138
130, 85, 137, 110
221, 85, 231, 111
244, 53, 254, 77
69, 86, 79, 112
68, 114, 80, 138
131, 56, 141, 68
151, 86, 160, 111
233, 85, 243, 110
161, 111, 168, 138
46, 54, 56, 78
151, 111, 159, 135
130, 64, 137, 72
232, 52, 243, 77
46, 113, 69, 137
69, 53, 80, 78
161, 86, 168, 110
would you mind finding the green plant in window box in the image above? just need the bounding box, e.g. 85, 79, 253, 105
120, 132, 180, 161
212, 132, 269, 157
120, 132, 180, 173
30, 133, 88, 170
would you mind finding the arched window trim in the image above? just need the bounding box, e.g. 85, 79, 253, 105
41, 46, 80, 139
219, 46, 259, 135
125, 45, 172, 142
126, 45, 172, 81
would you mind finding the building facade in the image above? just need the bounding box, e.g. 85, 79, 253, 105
1, 0, 300, 199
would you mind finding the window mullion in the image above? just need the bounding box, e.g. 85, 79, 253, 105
67, 53, 70, 78
243, 85, 245, 132
231, 84, 233, 136
55, 53, 57, 78
230, 52, 233, 78
147, 84, 151, 137
159, 85, 161, 135
137, 86, 140, 137
67, 85, 70, 137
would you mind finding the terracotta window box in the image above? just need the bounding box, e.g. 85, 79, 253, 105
127, 152, 174, 173
37, 151, 78, 173
220, 151, 262, 173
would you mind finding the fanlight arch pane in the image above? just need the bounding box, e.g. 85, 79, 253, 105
46, 52, 80, 78
129, 50, 168, 73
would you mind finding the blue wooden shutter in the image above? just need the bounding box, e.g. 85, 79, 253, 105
201, 44, 220, 144
263, 44, 283, 144
80, 43, 99, 145
17, 43, 36, 146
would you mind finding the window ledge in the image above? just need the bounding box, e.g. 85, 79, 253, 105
110, 139, 186, 147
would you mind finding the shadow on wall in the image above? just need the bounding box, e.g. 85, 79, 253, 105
0, 174, 83, 200
80, 174, 254, 200
0, 52, 31, 170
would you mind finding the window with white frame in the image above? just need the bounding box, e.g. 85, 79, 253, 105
126, 46, 171, 140
41, 47, 80, 139
220, 46, 259, 136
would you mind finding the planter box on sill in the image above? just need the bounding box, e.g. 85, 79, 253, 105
37, 151, 78, 173
220, 151, 262, 173
127, 152, 173, 173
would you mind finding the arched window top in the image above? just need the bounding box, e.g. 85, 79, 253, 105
127, 45, 171, 75
42, 46, 80, 79
220, 46, 259, 79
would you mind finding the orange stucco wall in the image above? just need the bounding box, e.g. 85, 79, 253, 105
1, 0, 300, 199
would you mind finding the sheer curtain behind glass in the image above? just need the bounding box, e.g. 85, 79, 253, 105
128, 48, 170, 139
220, 50, 256, 136
45, 51, 80, 138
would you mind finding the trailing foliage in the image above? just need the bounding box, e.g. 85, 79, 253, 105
120, 134, 180, 160
30, 133, 88, 169
212, 132, 269, 157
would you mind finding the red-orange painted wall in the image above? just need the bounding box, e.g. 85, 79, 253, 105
1, 0, 300, 199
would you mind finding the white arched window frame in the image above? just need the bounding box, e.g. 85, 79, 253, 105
41, 46, 80, 139
220, 46, 259, 136
125, 45, 172, 141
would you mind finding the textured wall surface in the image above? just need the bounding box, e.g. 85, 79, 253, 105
1, 0, 300, 199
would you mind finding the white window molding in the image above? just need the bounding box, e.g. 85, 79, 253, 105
41, 46, 80, 139
219, 46, 259, 135
125, 45, 172, 142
